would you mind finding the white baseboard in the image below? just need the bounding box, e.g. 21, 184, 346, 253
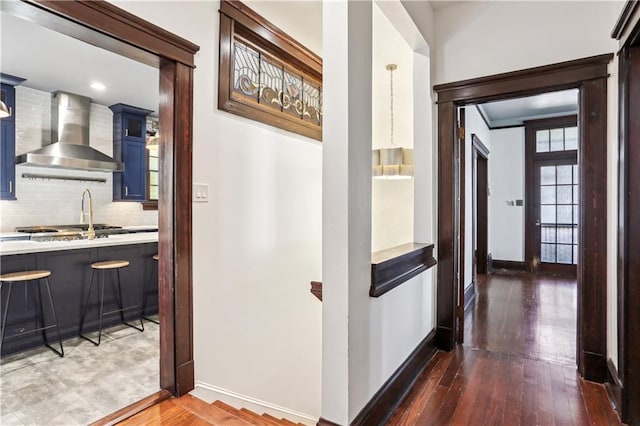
192, 381, 318, 425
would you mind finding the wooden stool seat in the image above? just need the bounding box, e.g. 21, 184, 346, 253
80, 258, 142, 346
91, 260, 130, 270
0, 270, 51, 282
152, 254, 159, 261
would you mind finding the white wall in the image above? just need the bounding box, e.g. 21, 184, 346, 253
434, 1, 623, 85
487, 127, 525, 262
433, 0, 623, 369
464, 107, 490, 288
0, 86, 157, 231
322, 1, 435, 423
371, 4, 414, 253
110, 1, 323, 422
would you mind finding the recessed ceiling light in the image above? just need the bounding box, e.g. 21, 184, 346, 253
91, 82, 106, 91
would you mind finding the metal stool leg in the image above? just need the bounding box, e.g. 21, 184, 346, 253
79, 269, 95, 334
116, 268, 143, 332
0, 282, 13, 353
143, 260, 159, 324
42, 278, 64, 357
79, 269, 106, 346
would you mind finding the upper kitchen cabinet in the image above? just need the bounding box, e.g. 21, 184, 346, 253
110, 103, 153, 201
1, 74, 26, 201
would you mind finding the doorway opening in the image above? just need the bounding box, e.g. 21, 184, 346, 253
0, 1, 197, 424
457, 90, 581, 366
434, 53, 611, 382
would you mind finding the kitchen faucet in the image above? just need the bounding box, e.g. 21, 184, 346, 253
80, 188, 95, 240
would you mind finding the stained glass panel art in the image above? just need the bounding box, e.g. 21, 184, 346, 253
303, 81, 322, 125
282, 68, 303, 119
260, 56, 283, 111
233, 41, 260, 100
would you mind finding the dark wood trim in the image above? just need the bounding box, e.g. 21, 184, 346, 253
491, 259, 526, 271
464, 283, 475, 312
616, 36, 640, 423
171, 62, 195, 395
19, 1, 198, 67
489, 123, 526, 131
351, 329, 437, 426
435, 55, 612, 383
434, 54, 612, 104
524, 115, 578, 274
310, 281, 322, 301
471, 134, 490, 158
436, 101, 457, 352
523, 114, 578, 129
578, 78, 608, 382
612, 0, 640, 43
220, 0, 321, 75
606, 358, 623, 417
370, 243, 436, 297
474, 146, 488, 276
457, 108, 466, 345
142, 201, 158, 211
91, 390, 172, 426
218, 0, 322, 141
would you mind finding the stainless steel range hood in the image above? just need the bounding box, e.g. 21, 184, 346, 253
15, 91, 124, 172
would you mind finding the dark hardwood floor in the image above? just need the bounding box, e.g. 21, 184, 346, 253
465, 271, 576, 365
106, 271, 620, 425
388, 271, 621, 425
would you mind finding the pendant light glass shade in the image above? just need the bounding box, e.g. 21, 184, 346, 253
0, 100, 10, 118
372, 147, 414, 179
372, 64, 413, 180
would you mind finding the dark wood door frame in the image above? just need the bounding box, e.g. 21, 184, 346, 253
455, 108, 465, 344
524, 115, 578, 275
434, 53, 612, 383
612, 2, 640, 423
5, 1, 199, 396
472, 134, 489, 278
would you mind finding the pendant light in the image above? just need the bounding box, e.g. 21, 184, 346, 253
0, 100, 11, 118
372, 63, 413, 180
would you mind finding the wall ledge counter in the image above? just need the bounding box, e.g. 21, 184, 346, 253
370, 242, 436, 297
0, 232, 158, 256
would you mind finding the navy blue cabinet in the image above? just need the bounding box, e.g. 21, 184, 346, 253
1, 83, 16, 200
109, 104, 153, 201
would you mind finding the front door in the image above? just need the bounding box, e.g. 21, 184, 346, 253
525, 115, 578, 275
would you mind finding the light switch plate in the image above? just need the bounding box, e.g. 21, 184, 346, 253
193, 183, 209, 203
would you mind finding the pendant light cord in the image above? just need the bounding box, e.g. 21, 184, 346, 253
390, 65, 395, 147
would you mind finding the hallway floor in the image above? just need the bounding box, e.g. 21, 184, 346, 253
0, 321, 160, 425
388, 271, 621, 425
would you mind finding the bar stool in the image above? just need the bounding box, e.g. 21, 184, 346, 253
0, 270, 64, 357
142, 254, 159, 324
79, 260, 144, 346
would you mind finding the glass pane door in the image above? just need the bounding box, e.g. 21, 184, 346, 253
537, 162, 578, 266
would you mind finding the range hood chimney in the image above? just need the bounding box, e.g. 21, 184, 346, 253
15, 91, 124, 172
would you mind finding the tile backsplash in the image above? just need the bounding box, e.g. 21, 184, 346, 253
0, 86, 157, 232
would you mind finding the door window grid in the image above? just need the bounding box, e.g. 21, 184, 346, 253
540, 164, 578, 264
536, 126, 578, 152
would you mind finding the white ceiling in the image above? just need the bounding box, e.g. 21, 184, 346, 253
429, 1, 468, 11
0, 11, 159, 114
477, 89, 579, 128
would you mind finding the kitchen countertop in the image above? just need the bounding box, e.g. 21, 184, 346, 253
0, 232, 158, 256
